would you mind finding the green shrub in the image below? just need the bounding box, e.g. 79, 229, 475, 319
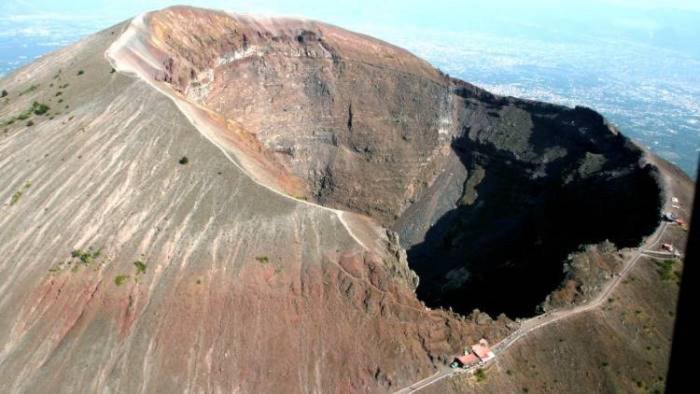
32, 101, 50, 115
10, 190, 22, 205
474, 368, 486, 382
26, 120, 34, 127
256, 256, 269, 263
178, 156, 189, 165
655, 259, 678, 282
77, 70, 85, 76
1, 89, 7, 98
71, 248, 101, 265
133, 260, 147, 274
115, 275, 130, 286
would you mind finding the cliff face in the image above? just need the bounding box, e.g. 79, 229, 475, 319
0, 5, 672, 393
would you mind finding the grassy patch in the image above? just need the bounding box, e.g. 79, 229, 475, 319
133, 260, 147, 275
71, 247, 101, 265
19, 84, 39, 96
1, 102, 51, 127
655, 259, 680, 283
8, 182, 31, 205
115, 275, 130, 286
256, 256, 270, 263
10, 190, 23, 205
48, 246, 102, 273
32, 101, 50, 115
474, 368, 486, 382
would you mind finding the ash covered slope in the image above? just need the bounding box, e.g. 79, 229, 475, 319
0, 14, 498, 394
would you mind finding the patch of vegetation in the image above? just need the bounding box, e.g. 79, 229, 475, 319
256, 256, 270, 263
133, 260, 147, 275
178, 156, 189, 165
32, 101, 50, 115
601, 361, 609, 368
77, 70, 85, 76
48, 246, 103, 273
19, 84, 39, 96
110, 68, 116, 74
474, 368, 486, 382
1, 89, 7, 98
506, 369, 512, 376
3, 102, 51, 127
26, 120, 34, 127
8, 182, 31, 205
655, 259, 679, 283
55, 91, 63, 97
71, 247, 102, 265
10, 190, 23, 205
115, 275, 130, 286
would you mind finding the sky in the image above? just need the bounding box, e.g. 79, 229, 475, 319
2, 0, 700, 46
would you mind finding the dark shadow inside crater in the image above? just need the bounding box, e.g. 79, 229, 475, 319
406, 104, 663, 319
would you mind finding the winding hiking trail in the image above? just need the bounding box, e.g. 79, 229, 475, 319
395, 218, 671, 393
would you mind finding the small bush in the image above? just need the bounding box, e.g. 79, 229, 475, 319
655, 259, 678, 282
1, 89, 7, 98
26, 120, 34, 127
256, 256, 269, 263
19, 84, 38, 96
77, 70, 85, 76
110, 68, 116, 74
474, 368, 486, 382
115, 275, 130, 286
32, 101, 50, 115
133, 260, 147, 274
178, 156, 189, 165
71, 248, 101, 265
10, 190, 22, 205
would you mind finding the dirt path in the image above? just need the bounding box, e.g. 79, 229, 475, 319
394, 217, 670, 394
